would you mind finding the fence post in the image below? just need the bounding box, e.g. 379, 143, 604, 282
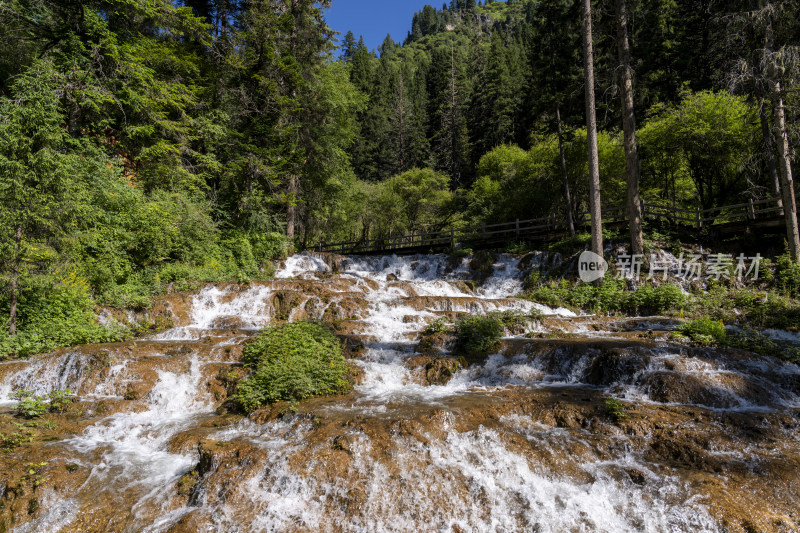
450, 228, 455, 246
515, 219, 520, 237
696, 207, 702, 230
748, 198, 756, 220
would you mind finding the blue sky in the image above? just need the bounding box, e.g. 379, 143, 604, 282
324, 0, 437, 53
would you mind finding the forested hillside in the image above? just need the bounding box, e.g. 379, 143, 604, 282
1, 0, 798, 357
341, 0, 799, 232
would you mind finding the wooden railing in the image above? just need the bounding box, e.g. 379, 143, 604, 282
311, 196, 793, 255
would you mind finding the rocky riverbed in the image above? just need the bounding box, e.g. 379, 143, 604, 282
1, 253, 799, 532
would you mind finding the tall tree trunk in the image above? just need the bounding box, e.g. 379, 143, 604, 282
8, 225, 21, 336
763, 6, 800, 262
582, 0, 603, 258
772, 80, 800, 262
615, 0, 643, 256
286, 175, 297, 239
556, 105, 575, 237
760, 102, 783, 213
286, 0, 301, 240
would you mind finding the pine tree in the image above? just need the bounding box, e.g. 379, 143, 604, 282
341, 30, 357, 59
525, 0, 583, 234
0, 62, 74, 334
428, 45, 471, 186
470, 32, 519, 158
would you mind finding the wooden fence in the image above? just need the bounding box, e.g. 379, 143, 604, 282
311, 196, 793, 255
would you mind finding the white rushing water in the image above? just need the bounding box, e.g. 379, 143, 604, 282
199, 413, 719, 533
8, 252, 800, 531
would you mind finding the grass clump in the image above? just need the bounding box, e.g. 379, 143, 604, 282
0, 426, 37, 451
418, 317, 452, 354
47, 390, 76, 413
455, 314, 504, 360
775, 248, 800, 297
233, 322, 352, 412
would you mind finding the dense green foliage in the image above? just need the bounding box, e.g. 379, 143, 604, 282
332, 0, 799, 242
524, 263, 800, 331
726, 328, 800, 363
455, 314, 504, 359
680, 317, 728, 345
525, 274, 687, 316
0, 0, 798, 357
233, 322, 352, 412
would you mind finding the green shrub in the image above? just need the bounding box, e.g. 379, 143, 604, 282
0, 273, 126, 359
680, 317, 727, 345
423, 317, 450, 336
630, 283, 686, 315
233, 322, 352, 412
605, 397, 628, 423
506, 242, 533, 255
47, 390, 75, 413
774, 248, 800, 297
524, 277, 574, 310
546, 233, 592, 255
97, 271, 155, 309
455, 314, 504, 359
448, 247, 472, 261
249, 232, 293, 263
492, 310, 542, 330
11, 390, 48, 419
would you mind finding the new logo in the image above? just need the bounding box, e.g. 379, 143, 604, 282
578, 251, 608, 283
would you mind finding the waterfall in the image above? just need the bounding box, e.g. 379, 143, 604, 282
4, 252, 800, 532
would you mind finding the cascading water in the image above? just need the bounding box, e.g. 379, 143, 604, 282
2, 252, 800, 532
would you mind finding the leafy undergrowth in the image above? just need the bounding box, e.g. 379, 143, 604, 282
524, 275, 687, 316
0, 278, 130, 360
678, 317, 727, 345
0, 389, 80, 452
523, 252, 800, 331
521, 247, 800, 362
678, 317, 800, 363
233, 322, 354, 412
0, 231, 291, 361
